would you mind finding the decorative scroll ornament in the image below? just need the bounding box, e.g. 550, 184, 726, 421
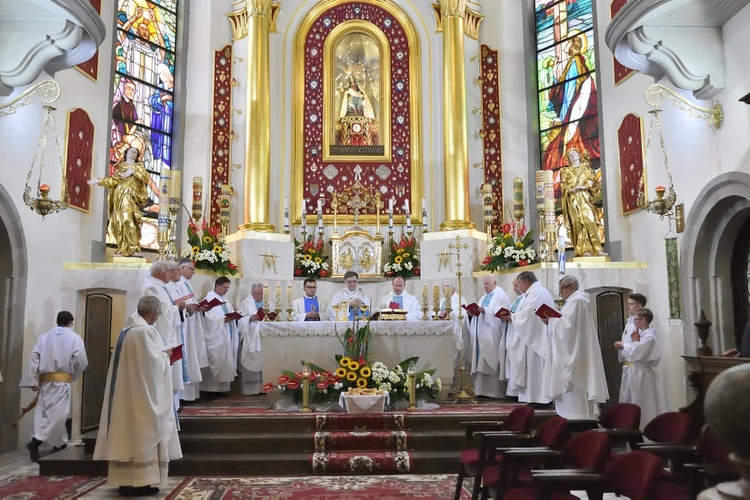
637, 108, 678, 223
645, 83, 723, 129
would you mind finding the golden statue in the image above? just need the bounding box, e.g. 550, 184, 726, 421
560, 148, 606, 257
90, 147, 150, 256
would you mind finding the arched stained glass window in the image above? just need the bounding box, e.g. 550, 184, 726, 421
109, 0, 178, 251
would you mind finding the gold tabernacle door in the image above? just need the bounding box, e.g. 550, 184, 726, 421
330, 230, 384, 278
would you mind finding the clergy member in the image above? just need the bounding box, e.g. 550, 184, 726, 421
540, 276, 609, 418
466, 275, 510, 398
237, 283, 264, 394
378, 276, 422, 320
201, 277, 239, 396
501, 270, 554, 407
94, 296, 182, 497
19, 311, 88, 461
439, 285, 471, 392
618, 292, 647, 404
327, 271, 371, 320
292, 278, 325, 321
175, 258, 208, 402
502, 278, 524, 398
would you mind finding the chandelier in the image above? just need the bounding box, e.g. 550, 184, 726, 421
637, 108, 676, 219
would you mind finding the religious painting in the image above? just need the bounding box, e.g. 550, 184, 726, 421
108, 0, 178, 251
325, 24, 390, 159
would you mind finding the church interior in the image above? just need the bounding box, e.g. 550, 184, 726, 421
2, 0, 750, 496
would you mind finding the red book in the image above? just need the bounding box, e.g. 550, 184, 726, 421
256, 308, 265, 321
534, 303, 562, 319
175, 292, 195, 304
225, 311, 243, 321
495, 307, 511, 319
197, 297, 223, 310
168, 344, 183, 365
462, 303, 481, 316
388, 301, 400, 310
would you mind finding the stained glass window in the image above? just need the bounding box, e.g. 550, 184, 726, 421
109, 0, 178, 250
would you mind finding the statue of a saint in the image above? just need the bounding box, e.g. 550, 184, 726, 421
339, 74, 374, 119
560, 148, 606, 257
89, 147, 150, 256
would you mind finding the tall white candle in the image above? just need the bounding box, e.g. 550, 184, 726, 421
301, 199, 307, 228
388, 197, 394, 213
283, 197, 290, 232
404, 199, 410, 214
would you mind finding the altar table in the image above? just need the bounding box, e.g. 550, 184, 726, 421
258, 320, 457, 387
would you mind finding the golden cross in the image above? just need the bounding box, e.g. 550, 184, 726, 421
260, 246, 278, 274
437, 245, 452, 272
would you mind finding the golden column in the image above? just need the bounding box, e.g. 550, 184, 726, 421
240, 0, 275, 231
439, 0, 474, 230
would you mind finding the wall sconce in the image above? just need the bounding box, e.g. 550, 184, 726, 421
645, 83, 723, 129
637, 109, 676, 220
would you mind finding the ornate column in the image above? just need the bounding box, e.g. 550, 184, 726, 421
241, 0, 274, 231
438, 0, 474, 230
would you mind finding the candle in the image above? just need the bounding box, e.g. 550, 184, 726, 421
191, 177, 203, 221
444, 283, 451, 303
287, 281, 293, 305
422, 199, 428, 231
433, 285, 440, 309
275, 282, 282, 307
263, 282, 269, 308
219, 184, 231, 227
301, 199, 307, 228
167, 170, 181, 210
535, 171, 545, 212
283, 197, 290, 233
513, 177, 524, 221
388, 197, 394, 213
422, 283, 428, 306
404, 199, 410, 214
317, 197, 324, 212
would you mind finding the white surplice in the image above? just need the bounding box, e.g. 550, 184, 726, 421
544, 290, 609, 419
503, 293, 525, 397
619, 327, 667, 427
93, 314, 182, 489
378, 290, 423, 320
236, 296, 264, 394
468, 286, 510, 398
19, 326, 88, 447
617, 316, 636, 402
201, 291, 239, 392
174, 277, 207, 401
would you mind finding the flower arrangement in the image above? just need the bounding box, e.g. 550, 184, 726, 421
294, 235, 329, 278
384, 234, 420, 278
481, 223, 537, 271
371, 358, 441, 407
182, 220, 238, 276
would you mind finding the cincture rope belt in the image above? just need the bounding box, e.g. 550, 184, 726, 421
622, 361, 633, 368
40, 372, 73, 383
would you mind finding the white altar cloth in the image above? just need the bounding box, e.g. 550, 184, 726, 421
259, 321, 456, 389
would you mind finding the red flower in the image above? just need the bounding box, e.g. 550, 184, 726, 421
294, 268, 303, 276
208, 225, 221, 237
385, 271, 394, 277
262, 382, 275, 393
286, 380, 300, 390
483, 256, 492, 265
319, 269, 328, 277
227, 262, 238, 270
348, 337, 354, 345
188, 222, 199, 235
358, 356, 366, 366
518, 225, 527, 238
316, 381, 329, 390
414, 267, 421, 276
518, 259, 528, 266
502, 223, 511, 235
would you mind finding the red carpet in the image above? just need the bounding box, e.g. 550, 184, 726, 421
315, 430, 409, 451
0, 474, 105, 499
316, 413, 406, 430
312, 451, 412, 473
166, 474, 472, 499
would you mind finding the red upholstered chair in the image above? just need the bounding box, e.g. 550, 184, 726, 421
635, 411, 699, 472
501, 430, 611, 500
453, 406, 535, 500
682, 426, 738, 496
602, 450, 664, 500
480, 416, 569, 500
595, 402, 643, 455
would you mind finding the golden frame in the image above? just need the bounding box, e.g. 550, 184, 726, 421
291, 0, 422, 227
323, 21, 392, 162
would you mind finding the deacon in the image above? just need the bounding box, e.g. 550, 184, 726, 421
237, 283, 265, 394
175, 258, 208, 402
540, 276, 609, 418
93, 296, 182, 497
466, 276, 510, 398
292, 278, 325, 321
201, 277, 239, 396
20, 311, 88, 461
327, 271, 371, 320
500, 270, 554, 407
378, 276, 422, 320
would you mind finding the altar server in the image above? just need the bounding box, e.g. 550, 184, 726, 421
175, 258, 208, 402
201, 277, 239, 395
618, 292, 647, 402
20, 311, 88, 461
541, 276, 609, 419
505, 270, 554, 407
378, 276, 422, 320
237, 283, 264, 394
292, 278, 325, 321
327, 271, 371, 320
94, 296, 182, 497
466, 275, 510, 398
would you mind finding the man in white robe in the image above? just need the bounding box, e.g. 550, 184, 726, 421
617, 292, 647, 403
438, 285, 471, 393
327, 271, 371, 320
175, 258, 208, 402
378, 276, 422, 320
541, 276, 609, 419
138, 260, 183, 412
292, 278, 325, 321
201, 276, 239, 395
19, 311, 88, 461
500, 278, 525, 397
466, 276, 510, 398
505, 270, 554, 406
236, 283, 264, 395
93, 296, 182, 497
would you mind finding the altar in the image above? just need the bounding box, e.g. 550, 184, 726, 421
258, 320, 458, 388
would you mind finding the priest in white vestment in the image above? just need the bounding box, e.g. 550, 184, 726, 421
94, 296, 182, 496
201, 276, 240, 394
506, 270, 554, 406
175, 258, 208, 402
327, 271, 371, 320
377, 276, 422, 320
19, 311, 88, 460
617, 292, 647, 403
499, 278, 524, 397
292, 277, 325, 321
466, 276, 510, 398
541, 276, 609, 419
137, 261, 183, 411
236, 283, 265, 394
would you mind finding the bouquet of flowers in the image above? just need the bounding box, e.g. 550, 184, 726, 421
481, 223, 537, 271
371, 357, 441, 408
384, 234, 420, 278
182, 220, 238, 276
294, 235, 329, 278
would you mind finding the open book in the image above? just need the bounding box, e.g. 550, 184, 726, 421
461, 303, 481, 317
534, 303, 561, 319
174, 292, 195, 304
494, 307, 511, 319
196, 297, 223, 311
224, 311, 243, 321
164, 343, 183, 365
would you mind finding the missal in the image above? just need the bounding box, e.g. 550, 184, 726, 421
534, 303, 561, 319
462, 303, 481, 317
164, 343, 183, 365
196, 297, 223, 310
495, 307, 511, 319
175, 292, 195, 304
389, 301, 401, 310
225, 311, 243, 321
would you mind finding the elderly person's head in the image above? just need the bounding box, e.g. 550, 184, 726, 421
482, 275, 497, 294
150, 261, 171, 282
137, 296, 161, 325
517, 271, 538, 293
558, 275, 579, 300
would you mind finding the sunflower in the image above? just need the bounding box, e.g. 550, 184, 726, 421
356, 377, 368, 388
402, 252, 410, 258
303, 254, 312, 261
203, 236, 213, 244
346, 371, 357, 381
335, 367, 347, 378
339, 357, 352, 368
192, 246, 200, 254
348, 361, 360, 372
360, 366, 372, 378
213, 245, 223, 253
394, 255, 403, 263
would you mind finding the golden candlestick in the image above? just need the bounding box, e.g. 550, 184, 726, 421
407, 362, 417, 410
301, 362, 311, 413
287, 281, 294, 321
421, 283, 429, 321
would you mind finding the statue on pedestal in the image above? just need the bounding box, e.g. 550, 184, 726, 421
560, 148, 605, 257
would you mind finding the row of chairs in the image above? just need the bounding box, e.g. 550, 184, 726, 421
454, 403, 738, 499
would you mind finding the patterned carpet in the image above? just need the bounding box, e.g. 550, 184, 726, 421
0, 474, 105, 499
166, 474, 473, 499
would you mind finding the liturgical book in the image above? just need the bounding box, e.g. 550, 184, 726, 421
534, 303, 561, 319
224, 311, 243, 321
462, 303, 481, 317
495, 307, 511, 319
196, 297, 223, 310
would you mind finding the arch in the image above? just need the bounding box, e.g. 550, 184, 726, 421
0, 181, 28, 453
681, 172, 750, 355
